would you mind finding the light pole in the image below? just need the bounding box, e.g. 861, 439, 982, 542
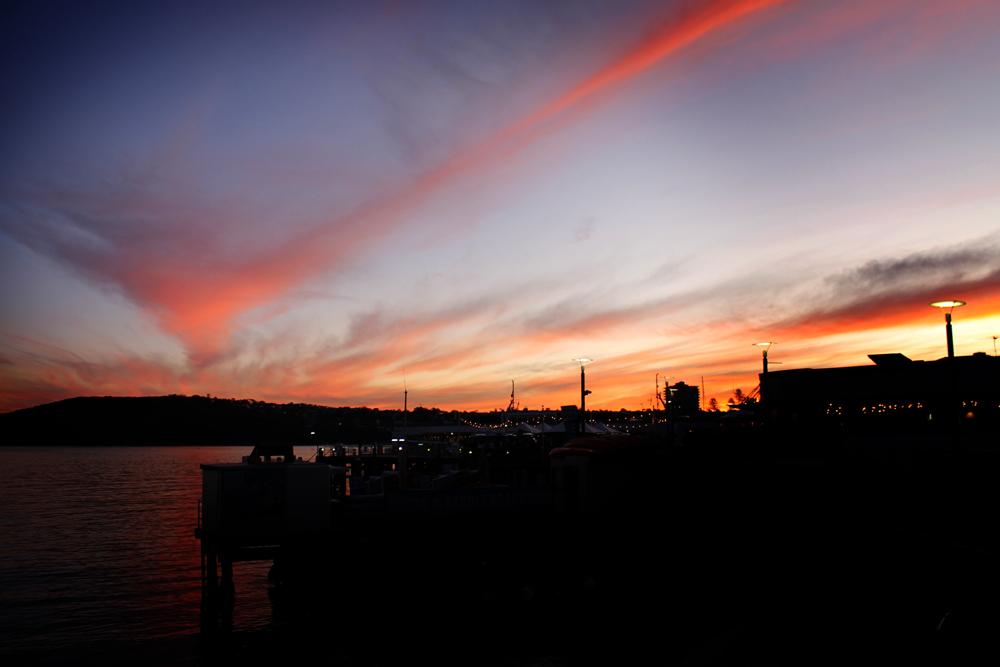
572, 358, 593, 427
753, 342, 776, 374
930, 301, 966, 358
656, 374, 673, 410
398, 386, 408, 490
656, 374, 672, 440
753, 342, 776, 406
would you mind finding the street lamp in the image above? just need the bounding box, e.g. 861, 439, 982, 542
572, 358, 593, 421
930, 301, 966, 359
753, 342, 776, 374
753, 342, 776, 406
656, 374, 673, 410
655, 374, 672, 440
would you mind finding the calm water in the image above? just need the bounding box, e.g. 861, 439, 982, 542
0, 446, 598, 666
2, 446, 822, 665
12, 445, 983, 664
0, 446, 318, 664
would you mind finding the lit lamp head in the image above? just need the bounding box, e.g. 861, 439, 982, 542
572, 357, 593, 369
754, 342, 777, 379
930, 300, 966, 359
930, 300, 966, 323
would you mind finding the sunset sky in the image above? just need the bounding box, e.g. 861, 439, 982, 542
1, 0, 999, 414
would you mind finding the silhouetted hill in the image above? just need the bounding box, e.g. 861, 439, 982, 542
2, 396, 706, 446
0, 395, 392, 446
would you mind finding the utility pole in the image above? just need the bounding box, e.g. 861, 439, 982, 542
398, 386, 408, 490
572, 359, 593, 432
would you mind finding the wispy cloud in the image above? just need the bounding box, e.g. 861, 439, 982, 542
768, 236, 1000, 335
1, 0, 799, 361
0, 331, 185, 412
3, 1, 998, 413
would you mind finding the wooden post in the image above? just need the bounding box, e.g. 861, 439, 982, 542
206, 544, 218, 591
221, 552, 234, 596
198, 501, 205, 591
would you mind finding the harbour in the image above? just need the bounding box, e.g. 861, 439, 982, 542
3, 346, 999, 665
4, 1, 1000, 663
4, 425, 1000, 665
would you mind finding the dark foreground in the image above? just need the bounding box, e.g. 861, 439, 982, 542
196, 448, 999, 665
3, 446, 998, 665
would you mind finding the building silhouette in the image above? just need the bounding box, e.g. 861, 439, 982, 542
668, 381, 701, 417
764, 352, 998, 449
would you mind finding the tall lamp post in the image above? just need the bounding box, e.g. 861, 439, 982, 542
572, 358, 593, 427
753, 342, 776, 405
656, 374, 673, 411
753, 342, 776, 374
656, 374, 672, 440
930, 301, 966, 358
398, 386, 408, 490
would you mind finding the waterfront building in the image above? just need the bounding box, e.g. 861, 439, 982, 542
764, 352, 998, 449
668, 381, 701, 417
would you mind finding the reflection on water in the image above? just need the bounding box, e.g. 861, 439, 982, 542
0, 445, 695, 666
0, 446, 314, 663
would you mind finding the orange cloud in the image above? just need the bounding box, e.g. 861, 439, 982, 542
195, 236, 1000, 412
83, 0, 800, 358
4, 276, 998, 414
0, 332, 185, 412
515, 0, 795, 132
6, 1, 999, 413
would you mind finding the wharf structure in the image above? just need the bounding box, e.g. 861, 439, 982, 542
763, 352, 999, 451
195, 428, 650, 597
194, 353, 998, 653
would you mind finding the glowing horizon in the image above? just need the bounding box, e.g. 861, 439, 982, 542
1, 0, 999, 414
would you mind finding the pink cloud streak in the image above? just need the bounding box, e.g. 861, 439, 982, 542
83, 0, 802, 358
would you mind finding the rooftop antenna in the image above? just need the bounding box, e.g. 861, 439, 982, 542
572, 358, 593, 424
399, 367, 408, 490
979, 335, 999, 357
655, 374, 672, 410
506, 380, 517, 413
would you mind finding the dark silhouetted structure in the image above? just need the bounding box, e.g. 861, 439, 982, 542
764, 352, 998, 449
668, 381, 700, 417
